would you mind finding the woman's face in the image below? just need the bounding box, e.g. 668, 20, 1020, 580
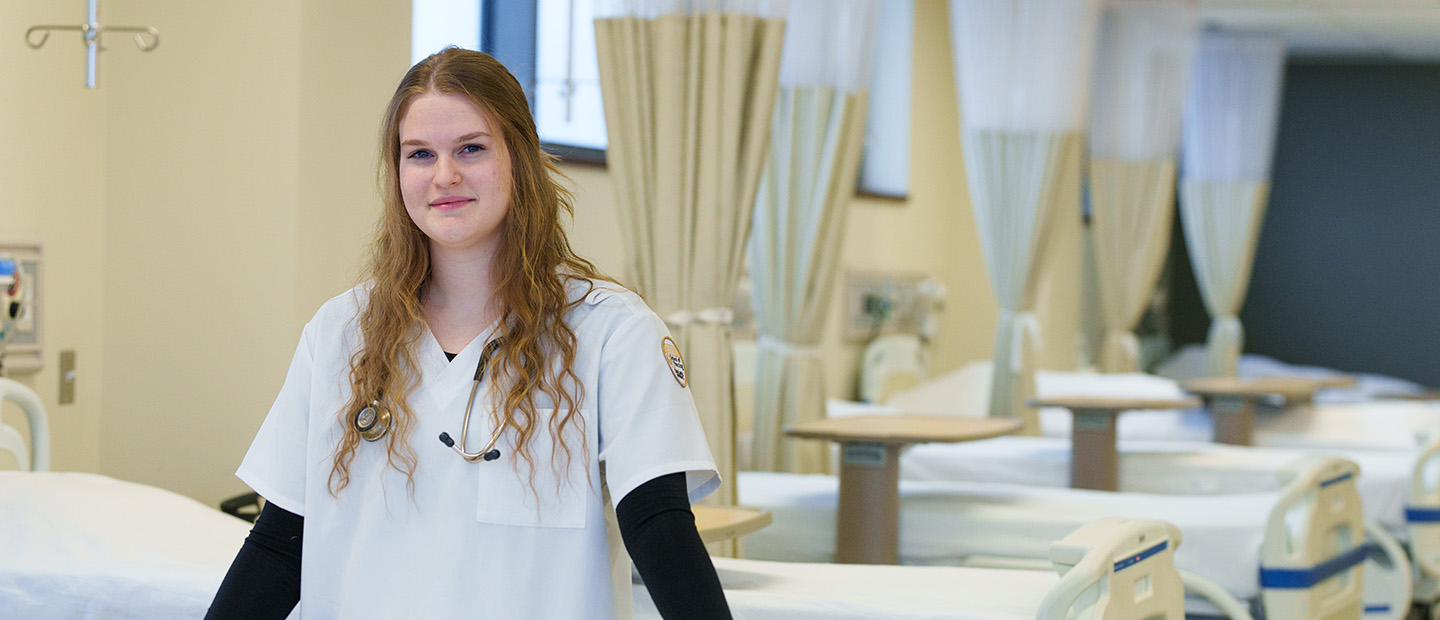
397, 91, 513, 258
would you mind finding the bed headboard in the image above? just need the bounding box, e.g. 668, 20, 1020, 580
0, 378, 48, 471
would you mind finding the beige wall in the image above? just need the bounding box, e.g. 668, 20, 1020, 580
296, 0, 413, 321
3, 0, 1080, 502
0, 3, 110, 474
93, 0, 408, 506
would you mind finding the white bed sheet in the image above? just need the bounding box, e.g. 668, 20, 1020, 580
0, 472, 253, 620
899, 436, 1413, 535
634, 556, 1056, 620
738, 471, 1269, 600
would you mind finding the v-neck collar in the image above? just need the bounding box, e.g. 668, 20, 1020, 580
417, 318, 503, 410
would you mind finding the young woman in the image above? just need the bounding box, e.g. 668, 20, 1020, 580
206, 48, 731, 619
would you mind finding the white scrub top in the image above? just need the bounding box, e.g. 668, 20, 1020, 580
238, 279, 719, 619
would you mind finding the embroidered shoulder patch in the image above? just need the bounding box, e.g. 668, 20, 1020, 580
661, 337, 687, 388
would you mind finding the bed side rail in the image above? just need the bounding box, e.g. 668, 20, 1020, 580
1406, 434, 1440, 578
1261, 456, 1365, 620
1037, 516, 1185, 620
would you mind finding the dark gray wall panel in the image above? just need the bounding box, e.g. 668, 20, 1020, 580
1238, 62, 1440, 386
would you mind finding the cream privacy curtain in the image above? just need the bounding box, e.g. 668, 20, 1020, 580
1179, 32, 1286, 377
749, 0, 879, 474
1087, 1, 1198, 372
950, 0, 1100, 434
593, 0, 785, 516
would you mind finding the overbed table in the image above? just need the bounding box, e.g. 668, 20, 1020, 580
1181, 377, 1352, 446
1027, 397, 1201, 492
785, 415, 1020, 564
693, 506, 771, 544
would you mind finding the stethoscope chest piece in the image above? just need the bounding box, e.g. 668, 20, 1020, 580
355, 399, 391, 442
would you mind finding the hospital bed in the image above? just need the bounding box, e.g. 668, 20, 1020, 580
0, 471, 263, 620
0, 469, 1193, 620
739, 456, 1409, 620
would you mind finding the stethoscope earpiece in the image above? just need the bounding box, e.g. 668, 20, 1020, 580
441, 432, 501, 461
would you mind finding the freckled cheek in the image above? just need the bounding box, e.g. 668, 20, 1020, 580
478, 164, 512, 206
399, 170, 428, 210
474, 168, 501, 187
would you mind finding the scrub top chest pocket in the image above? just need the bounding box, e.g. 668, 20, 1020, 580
474, 408, 591, 528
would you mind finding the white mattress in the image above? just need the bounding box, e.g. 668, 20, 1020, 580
634, 556, 1056, 620
0, 472, 254, 620
899, 436, 1414, 535
738, 471, 1271, 600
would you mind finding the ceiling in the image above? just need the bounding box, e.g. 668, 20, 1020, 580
1201, 1, 1440, 60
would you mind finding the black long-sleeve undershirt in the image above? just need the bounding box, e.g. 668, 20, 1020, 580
205, 501, 302, 619
204, 472, 730, 619
616, 472, 732, 619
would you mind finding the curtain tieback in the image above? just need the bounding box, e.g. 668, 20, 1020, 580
1008, 312, 1042, 373
663, 307, 734, 328
756, 334, 822, 358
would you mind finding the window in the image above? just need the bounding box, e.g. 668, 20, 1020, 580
860, 0, 912, 198
411, 0, 910, 196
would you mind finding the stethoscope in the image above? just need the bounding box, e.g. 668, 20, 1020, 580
353, 337, 507, 463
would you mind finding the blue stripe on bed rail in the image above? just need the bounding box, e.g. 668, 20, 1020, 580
1259, 544, 1372, 589
1407, 506, 1440, 523
1320, 472, 1355, 488
1365, 604, 1391, 614
1113, 541, 1168, 573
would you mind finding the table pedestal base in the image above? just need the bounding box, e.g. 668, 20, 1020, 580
1071, 409, 1118, 491
1210, 396, 1256, 446
835, 442, 900, 564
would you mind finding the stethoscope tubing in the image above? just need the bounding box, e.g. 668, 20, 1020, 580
449, 377, 506, 462
362, 337, 507, 463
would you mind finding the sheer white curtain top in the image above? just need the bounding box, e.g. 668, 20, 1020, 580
1179, 31, 1286, 376
749, 0, 879, 473
777, 0, 878, 91
1182, 32, 1286, 183
950, 0, 1099, 133
1088, 1, 1197, 161
594, 0, 786, 18
1086, 0, 1198, 371
949, 0, 1099, 432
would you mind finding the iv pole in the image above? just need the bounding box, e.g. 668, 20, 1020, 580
24, 0, 160, 89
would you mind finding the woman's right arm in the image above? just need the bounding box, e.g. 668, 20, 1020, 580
204, 501, 304, 620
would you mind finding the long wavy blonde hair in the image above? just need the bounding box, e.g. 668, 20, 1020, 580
329, 48, 609, 495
